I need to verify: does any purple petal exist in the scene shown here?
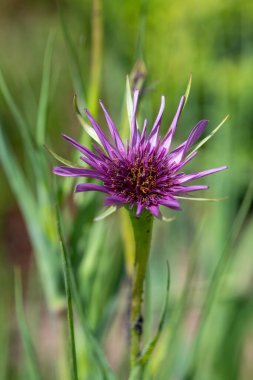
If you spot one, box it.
[148,96,165,146]
[53,166,104,179]
[136,203,144,217]
[62,134,103,167]
[173,151,198,171]
[79,156,104,171]
[168,120,208,165]
[84,109,115,155]
[131,90,140,147]
[104,195,127,206]
[75,183,110,193]
[158,195,181,210]
[172,185,209,194]
[92,143,112,161]
[99,100,125,152]
[167,142,186,164]
[182,119,209,157]
[176,166,228,184]
[146,205,161,218]
[62,134,92,157]
[140,119,147,144]
[161,96,185,152]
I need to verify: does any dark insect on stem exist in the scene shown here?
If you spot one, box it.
[134,314,144,336]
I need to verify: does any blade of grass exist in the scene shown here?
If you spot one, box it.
[56,204,79,380]
[14,269,42,380]
[126,76,134,128]
[135,0,148,60]
[87,0,103,116]
[70,267,117,380]
[0,68,35,156]
[183,73,192,108]
[175,196,227,202]
[36,33,54,146]
[45,144,83,167]
[73,95,102,147]
[94,206,117,221]
[0,123,64,310]
[59,6,86,107]
[188,114,229,157]
[0,250,11,380]
[156,217,207,379]
[0,122,34,210]
[55,194,116,379]
[0,68,38,189]
[189,177,253,372]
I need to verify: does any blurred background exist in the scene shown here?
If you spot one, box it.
[0,0,253,379]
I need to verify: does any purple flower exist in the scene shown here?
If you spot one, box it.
[53,91,227,218]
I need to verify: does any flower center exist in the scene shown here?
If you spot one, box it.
[124,158,157,199]
[104,150,172,206]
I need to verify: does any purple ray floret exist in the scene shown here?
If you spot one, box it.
[53,91,227,218]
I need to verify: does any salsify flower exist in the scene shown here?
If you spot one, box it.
[53,90,227,219]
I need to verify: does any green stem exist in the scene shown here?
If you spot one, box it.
[56,205,79,380]
[129,210,154,368]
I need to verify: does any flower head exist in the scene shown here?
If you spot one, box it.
[53,90,227,218]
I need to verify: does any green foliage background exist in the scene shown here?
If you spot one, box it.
[0,0,252,379]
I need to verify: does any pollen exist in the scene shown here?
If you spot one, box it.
[103,148,172,207]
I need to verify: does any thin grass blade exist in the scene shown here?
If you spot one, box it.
[45,145,83,167]
[183,73,192,109]
[189,177,253,371]
[73,95,102,146]
[94,206,117,221]
[188,114,229,157]
[0,69,35,162]
[175,196,227,202]
[59,7,86,107]
[14,269,42,380]
[56,204,79,380]
[36,33,54,146]
[87,0,103,116]
[0,123,64,310]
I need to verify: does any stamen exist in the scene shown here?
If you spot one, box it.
[103,146,172,206]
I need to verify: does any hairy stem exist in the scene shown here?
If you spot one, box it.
[129,210,153,368]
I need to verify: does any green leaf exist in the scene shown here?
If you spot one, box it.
[73,95,103,146]
[0,68,35,166]
[36,33,54,145]
[0,123,64,311]
[161,215,176,222]
[175,196,228,202]
[56,205,79,380]
[59,7,86,106]
[44,145,82,167]
[56,202,116,380]
[183,73,192,108]
[188,114,229,157]
[0,123,34,208]
[126,75,139,134]
[15,270,42,380]
[126,75,133,127]
[94,206,117,221]
[87,0,103,116]
[189,178,253,372]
